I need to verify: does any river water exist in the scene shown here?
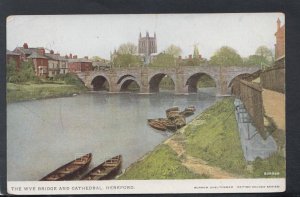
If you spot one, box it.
[7,88,217,181]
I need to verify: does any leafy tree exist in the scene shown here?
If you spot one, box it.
[113,54,142,68]
[165,45,182,57]
[117,42,137,55]
[91,56,104,62]
[150,53,175,67]
[209,46,243,66]
[6,60,17,82]
[7,61,37,83]
[243,46,274,68]
[254,46,274,67]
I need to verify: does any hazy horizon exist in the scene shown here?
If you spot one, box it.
[7,13,284,60]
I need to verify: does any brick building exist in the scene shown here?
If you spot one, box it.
[274,18,285,67]
[27,49,49,77]
[6,50,21,70]
[68,54,93,73]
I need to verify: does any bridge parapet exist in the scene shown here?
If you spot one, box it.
[77,65,260,95]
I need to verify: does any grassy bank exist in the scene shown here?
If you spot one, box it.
[118,98,285,179]
[7,82,87,103]
[119,144,207,179]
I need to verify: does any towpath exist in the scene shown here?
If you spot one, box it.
[164,133,238,179]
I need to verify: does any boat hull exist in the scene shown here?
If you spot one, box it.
[40,153,92,181]
[81,155,122,180]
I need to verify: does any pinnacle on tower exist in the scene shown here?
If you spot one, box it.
[277,18,281,30]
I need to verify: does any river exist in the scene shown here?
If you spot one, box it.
[7,88,217,181]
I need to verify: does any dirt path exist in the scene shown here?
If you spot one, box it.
[165,136,238,179]
[262,89,285,131]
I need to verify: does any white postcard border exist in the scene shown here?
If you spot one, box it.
[8,178,285,195]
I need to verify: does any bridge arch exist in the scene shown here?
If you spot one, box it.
[149,73,176,93]
[227,73,252,87]
[91,75,110,91]
[185,72,216,93]
[120,78,141,92]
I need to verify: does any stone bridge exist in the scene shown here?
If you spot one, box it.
[77,66,260,95]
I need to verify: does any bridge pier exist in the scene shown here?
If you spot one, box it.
[79,66,260,95]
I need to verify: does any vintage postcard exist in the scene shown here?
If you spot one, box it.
[6,13,285,194]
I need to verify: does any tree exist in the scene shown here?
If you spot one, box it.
[91,56,104,62]
[113,54,142,68]
[6,59,17,82]
[7,61,37,83]
[117,42,137,55]
[165,45,182,57]
[209,46,243,66]
[150,53,175,67]
[255,45,274,66]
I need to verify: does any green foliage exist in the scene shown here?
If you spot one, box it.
[118,144,207,179]
[6,82,87,103]
[113,54,142,68]
[91,56,104,62]
[252,153,285,178]
[150,53,175,67]
[197,75,216,88]
[117,42,137,55]
[159,76,175,90]
[6,61,39,83]
[53,73,85,86]
[255,46,274,63]
[165,44,182,57]
[184,98,248,175]
[209,46,243,66]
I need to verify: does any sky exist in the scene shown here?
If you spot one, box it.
[7,13,284,60]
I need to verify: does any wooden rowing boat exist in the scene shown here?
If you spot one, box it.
[166,106,179,113]
[40,153,92,181]
[81,155,122,180]
[158,118,177,131]
[174,116,186,128]
[148,119,167,131]
[180,109,194,117]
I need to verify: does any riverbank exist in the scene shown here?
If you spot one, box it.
[6,82,87,103]
[118,98,285,179]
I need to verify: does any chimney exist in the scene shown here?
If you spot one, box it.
[73,55,77,59]
[50,50,54,54]
[146,31,149,37]
[65,55,68,59]
[277,18,281,30]
[154,32,156,38]
[189,54,192,59]
[139,32,142,38]
[84,56,88,59]
[178,56,182,60]
[39,48,45,55]
[199,54,202,59]
[69,53,72,59]
[23,43,28,49]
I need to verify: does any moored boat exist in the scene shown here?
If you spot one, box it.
[166,106,179,113]
[158,118,177,131]
[148,119,167,131]
[185,105,196,112]
[174,116,186,128]
[81,155,122,180]
[180,110,194,117]
[40,153,92,181]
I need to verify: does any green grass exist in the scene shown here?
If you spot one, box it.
[184,98,285,178]
[118,144,207,180]
[6,82,87,103]
[184,98,247,175]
